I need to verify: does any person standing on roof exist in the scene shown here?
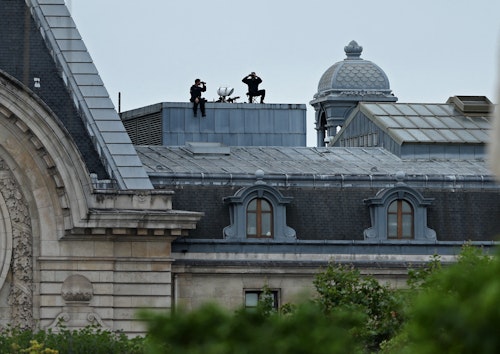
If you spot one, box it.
[242,72,265,103]
[190,78,207,117]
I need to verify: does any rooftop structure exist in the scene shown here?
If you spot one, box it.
[121,102,307,147]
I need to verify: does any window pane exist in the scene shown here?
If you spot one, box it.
[388,214,397,238]
[245,293,259,307]
[247,214,256,235]
[261,199,271,211]
[248,199,257,211]
[402,200,412,213]
[388,201,397,213]
[262,214,272,237]
[402,215,412,238]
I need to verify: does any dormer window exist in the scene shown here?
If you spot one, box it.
[223,173,296,242]
[364,185,436,241]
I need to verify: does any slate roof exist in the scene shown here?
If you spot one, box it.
[136,145,492,178]
[27,0,152,189]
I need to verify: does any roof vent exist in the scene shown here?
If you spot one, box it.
[186,142,230,155]
[447,95,493,114]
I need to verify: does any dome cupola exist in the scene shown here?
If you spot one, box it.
[315,40,394,98]
[310,41,397,147]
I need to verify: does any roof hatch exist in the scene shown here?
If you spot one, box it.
[447,95,493,114]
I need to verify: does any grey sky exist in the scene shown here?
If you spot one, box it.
[67,0,500,146]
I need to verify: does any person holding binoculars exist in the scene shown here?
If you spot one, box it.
[190,78,207,117]
[242,72,265,103]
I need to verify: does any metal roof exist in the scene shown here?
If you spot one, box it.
[136,145,492,177]
[28,0,152,189]
[358,102,492,145]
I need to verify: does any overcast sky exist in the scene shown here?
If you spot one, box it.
[66,0,500,146]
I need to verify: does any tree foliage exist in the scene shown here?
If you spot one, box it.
[313,263,404,351]
[383,244,500,354]
[140,301,366,354]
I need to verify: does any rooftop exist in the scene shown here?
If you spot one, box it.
[136,145,495,188]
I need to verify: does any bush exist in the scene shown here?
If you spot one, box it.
[0,325,146,354]
[140,302,366,354]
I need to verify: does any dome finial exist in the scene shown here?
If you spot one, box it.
[344,40,362,59]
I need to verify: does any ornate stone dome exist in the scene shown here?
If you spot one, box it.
[315,40,393,98]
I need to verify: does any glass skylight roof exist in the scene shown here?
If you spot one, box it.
[361,102,492,144]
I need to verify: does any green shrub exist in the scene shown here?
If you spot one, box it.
[140,302,366,354]
[0,325,146,354]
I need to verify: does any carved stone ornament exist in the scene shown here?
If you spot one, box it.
[0,158,34,330]
[61,274,93,303]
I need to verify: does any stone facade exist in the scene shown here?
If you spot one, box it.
[0,71,201,334]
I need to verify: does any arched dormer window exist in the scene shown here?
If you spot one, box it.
[363,185,436,241]
[223,176,296,242]
[247,198,273,238]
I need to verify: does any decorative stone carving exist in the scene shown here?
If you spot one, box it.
[46,309,109,332]
[61,274,93,303]
[0,158,33,330]
[46,274,109,331]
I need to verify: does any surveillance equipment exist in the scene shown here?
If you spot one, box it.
[217,87,234,97]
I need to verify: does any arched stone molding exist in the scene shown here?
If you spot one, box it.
[0,70,92,237]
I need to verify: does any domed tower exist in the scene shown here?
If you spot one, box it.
[310,40,397,147]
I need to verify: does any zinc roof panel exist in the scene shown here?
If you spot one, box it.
[467,129,490,142]
[457,116,483,128]
[394,104,419,115]
[376,115,400,128]
[409,104,433,115]
[438,129,462,142]
[471,117,491,129]
[406,116,433,128]
[405,129,434,142]
[439,117,463,129]
[392,116,418,128]
[390,129,418,142]
[379,104,403,115]
[364,104,388,116]
[425,104,450,116]
[422,129,448,142]
[423,116,448,129]
[453,129,480,143]
[436,104,456,115]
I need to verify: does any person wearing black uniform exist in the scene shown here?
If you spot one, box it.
[190,79,207,117]
[242,72,265,103]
